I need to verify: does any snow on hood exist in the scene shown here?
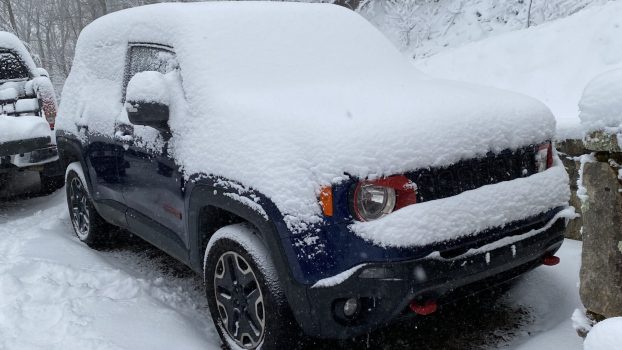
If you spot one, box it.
[57,2,556,230]
[0,115,51,143]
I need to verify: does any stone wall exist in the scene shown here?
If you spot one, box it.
[557,139,588,240]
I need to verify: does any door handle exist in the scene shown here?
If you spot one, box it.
[114,123,134,144]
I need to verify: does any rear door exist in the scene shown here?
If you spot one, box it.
[116,44,188,261]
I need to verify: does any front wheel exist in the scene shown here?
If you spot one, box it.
[204,224,302,350]
[66,167,116,247]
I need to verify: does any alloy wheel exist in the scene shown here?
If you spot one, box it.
[214,251,266,349]
[69,177,90,239]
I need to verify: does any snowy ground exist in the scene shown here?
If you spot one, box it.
[0,174,584,349]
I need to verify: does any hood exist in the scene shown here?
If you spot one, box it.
[172,77,556,230]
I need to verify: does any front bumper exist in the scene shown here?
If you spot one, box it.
[300,213,566,339]
[0,138,59,174]
[0,136,51,157]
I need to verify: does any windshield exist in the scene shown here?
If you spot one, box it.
[0,51,29,81]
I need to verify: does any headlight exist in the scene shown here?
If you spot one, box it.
[535,142,553,172]
[350,175,417,221]
[353,183,396,221]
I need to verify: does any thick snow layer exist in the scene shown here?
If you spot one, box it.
[416,1,622,140]
[0,115,50,143]
[584,317,622,350]
[351,160,570,248]
[0,190,585,349]
[579,69,622,131]
[0,191,219,350]
[0,32,37,74]
[58,2,557,231]
[125,71,170,105]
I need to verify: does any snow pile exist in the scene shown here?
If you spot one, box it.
[351,161,571,247]
[0,115,50,143]
[579,69,622,131]
[584,317,622,350]
[58,2,559,232]
[572,309,594,335]
[416,1,622,140]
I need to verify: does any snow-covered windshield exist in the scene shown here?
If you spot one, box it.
[0,51,29,81]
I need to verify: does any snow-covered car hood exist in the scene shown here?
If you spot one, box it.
[57,2,561,232]
[0,115,51,143]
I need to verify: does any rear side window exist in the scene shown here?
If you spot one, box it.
[0,51,29,81]
[122,44,177,98]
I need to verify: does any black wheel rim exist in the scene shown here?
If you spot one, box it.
[69,177,90,239]
[214,251,265,349]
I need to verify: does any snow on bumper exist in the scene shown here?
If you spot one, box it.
[350,160,571,248]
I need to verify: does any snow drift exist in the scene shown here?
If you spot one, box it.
[579,68,622,131]
[416,1,622,140]
[57,2,559,232]
[584,317,622,350]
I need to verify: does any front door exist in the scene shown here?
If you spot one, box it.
[117,43,187,261]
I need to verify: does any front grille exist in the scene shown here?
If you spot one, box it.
[408,145,539,202]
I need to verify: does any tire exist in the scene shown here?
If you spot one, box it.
[204,224,302,350]
[40,173,64,194]
[66,168,116,247]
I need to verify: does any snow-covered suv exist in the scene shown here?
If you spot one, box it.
[0,32,61,192]
[56,3,573,349]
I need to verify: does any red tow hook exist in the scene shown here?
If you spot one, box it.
[542,254,560,266]
[409,299,438,315]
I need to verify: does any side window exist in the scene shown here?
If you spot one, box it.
[122,45,177,99]
[0,51,29,81]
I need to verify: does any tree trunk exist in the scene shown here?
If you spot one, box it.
[3,0,18,33]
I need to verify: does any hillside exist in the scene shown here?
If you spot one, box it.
[415,0,622,139]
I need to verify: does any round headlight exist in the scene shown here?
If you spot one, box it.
[352,183,396,221]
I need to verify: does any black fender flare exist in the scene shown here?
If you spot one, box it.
[185,177,316,335]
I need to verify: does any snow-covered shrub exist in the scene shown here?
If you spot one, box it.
[579,69,622,132]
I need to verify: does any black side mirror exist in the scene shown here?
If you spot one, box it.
[124,71,170,132]
[125,101,169,131]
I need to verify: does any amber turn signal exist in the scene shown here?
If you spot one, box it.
[319,186,333,217]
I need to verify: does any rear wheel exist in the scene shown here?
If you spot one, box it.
[66,168,116,247]
[204,224,302,350]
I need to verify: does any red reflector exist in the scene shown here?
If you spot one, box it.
[542,255,560,266]
[409,300,437,315]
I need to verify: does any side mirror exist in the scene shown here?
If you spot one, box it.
[124,71,170,131]
[34,67,49,77]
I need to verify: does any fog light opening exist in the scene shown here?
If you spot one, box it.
[343,298,360,318]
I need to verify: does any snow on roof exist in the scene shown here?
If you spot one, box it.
[58,2,557,235]
[579,68,622,131]
[0,31,36,74]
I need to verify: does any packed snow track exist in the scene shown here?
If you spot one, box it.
[0,181,584,350]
